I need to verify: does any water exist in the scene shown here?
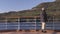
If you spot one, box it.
[0,22,60,30]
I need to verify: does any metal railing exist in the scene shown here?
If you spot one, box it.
[0,17,60,30]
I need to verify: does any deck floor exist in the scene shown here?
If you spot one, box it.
[0,30,60,34]
[0,32,60,34]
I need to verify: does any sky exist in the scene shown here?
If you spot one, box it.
[0,0,55,13]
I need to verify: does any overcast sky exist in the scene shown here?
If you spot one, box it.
[0,0,55,13]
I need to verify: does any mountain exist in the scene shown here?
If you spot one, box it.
[56,0,60,2]
[0,0,60,19]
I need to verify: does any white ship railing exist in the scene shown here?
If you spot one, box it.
[0,16,60,30]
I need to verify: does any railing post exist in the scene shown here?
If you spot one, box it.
[53,16,54,30]
[35,17,36,32]
[5,17,7,30]
[17,18,20,32]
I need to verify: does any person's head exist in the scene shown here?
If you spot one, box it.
[42,8,45,11]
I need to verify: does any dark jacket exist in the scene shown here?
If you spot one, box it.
[40,10,47,22]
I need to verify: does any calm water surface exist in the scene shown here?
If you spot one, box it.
[0,22,60,30]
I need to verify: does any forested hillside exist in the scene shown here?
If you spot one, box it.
[0,0,60,19]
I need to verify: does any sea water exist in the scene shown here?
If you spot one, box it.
[0,22,60,30]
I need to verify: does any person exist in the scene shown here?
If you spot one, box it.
[40,7,47,33]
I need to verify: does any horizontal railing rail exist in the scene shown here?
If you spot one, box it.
[0,17,59,30]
